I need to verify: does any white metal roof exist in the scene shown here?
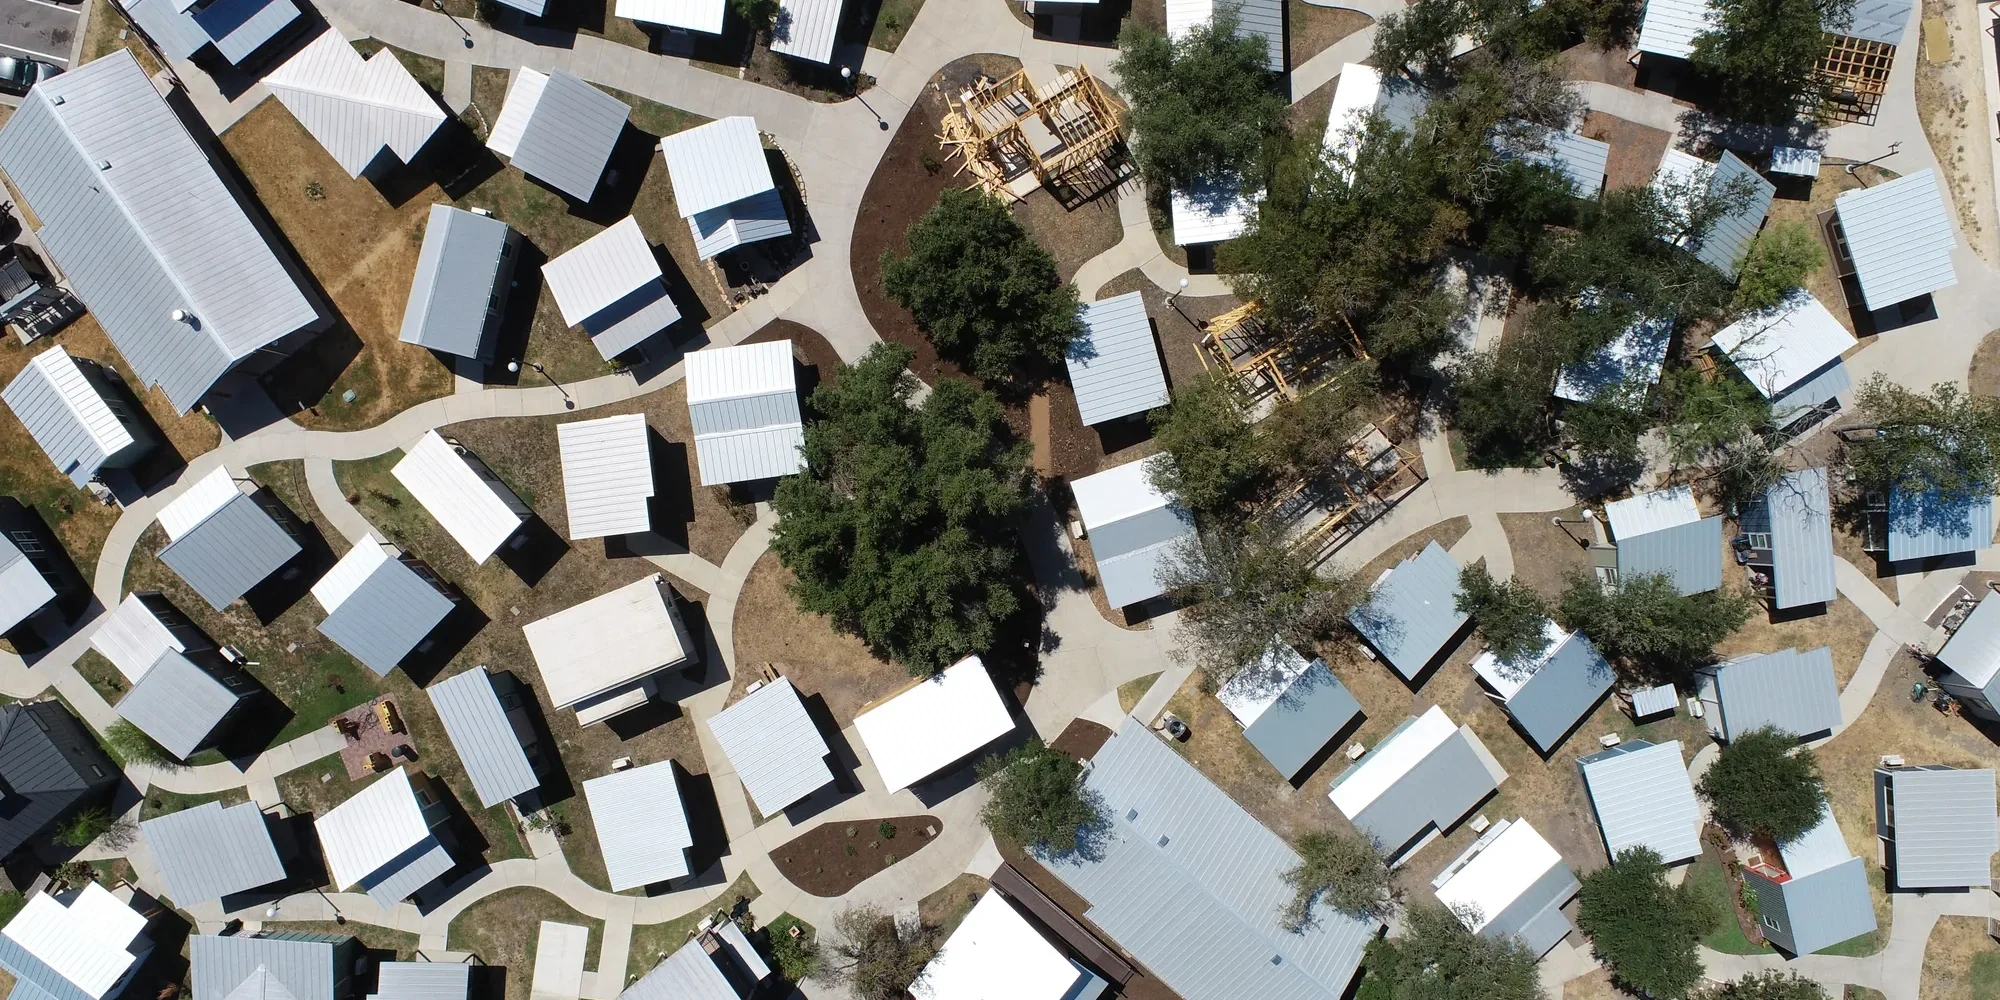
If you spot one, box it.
[1071,455,1173,531]
[1216,640,1311,727]
[705,677,834,815]
[541,217,667,328]
[314,767,434,892]
[1553,315,1673,402]
[0,537,53,637]
[392,430,526,563]
[1780,802,1852,877]
[1328,705,1458,815]
[1605,485,1701,540]
[1770,146,1822,177]
[556,413,655,539]
[90,593,186,683]
[582,760,692,890]
[1836,169,1957,310]
[1169,178,1255,246]
[1636,0,1716,58]
[484,68,545,158]
[1433,819,1563,933]
[311,533,394,612]
[658,117,776,220]
[1579,739,1703,862]
[616,0,724,32]
[1164,0,1284,70]
[1711,290,1856,399]
[0,884,144,1000]
[911,892,1094,1000]
[261,31,446,178]
[854,656,1015,792]
[686,341,806,485]
[1323,63,1381,165]
[686,341,795,403]
[1468,620,1569,701]
[767,0,844,63]
[522,573,690,710]
[158,466,248,541]
[3,347,135,487]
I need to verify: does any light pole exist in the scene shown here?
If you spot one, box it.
[1550,510,1594,549]
[840,67,887,130]
[1845,141,1901,178]
[510,360,574,408]
[313,889,347,924]
[1167,277,1193,326]
[433,0,474,47]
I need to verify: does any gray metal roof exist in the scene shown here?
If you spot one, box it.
[1747,856,1875,956]
[1241,660,1361,782]
[1772,359,1851,421]
[1506,633,1615,753]
[0,51,317,413]
[1037,720,1379,1000]
[363,842,455,906]
[1094,504,1196,609]
[583,760,693,890]
[1694,152,1775,277]
[1337,719,1500,855]
[1759,468,1837,608]
[1616,516,1723,595]
[1709,647,1842,740]
[368,963,468,1000]
[1842,0,1912,46]
[1479,862,1578,956]
[1163,0,1284,70]
[1577,740,1702,862]
[658,116,776,219]
[689,189,793,260]
[3,347,138,487]
[618,930,751,1000]
[1835,169,1957,310]
[0,534,55,635]
[158,492,301,610]
[705,677,833,815]
[509,71,630,202]
[1067,292,1168,426]
[427,668,539,808]
[1887,487,1993,562]
[115,650,244,759]
[1878,766,1998,889]
[121,0,301,63]
[1938,591,2000,704]
[688,392,805,485]
[400,206,513,359]
[139,800,285,904]
[315,553,455,676]
[1347,542,1468,680]
[120,0,210,59]
[191,934,350,1000]
[1500,125,1610,198]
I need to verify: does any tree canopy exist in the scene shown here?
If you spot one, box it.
[1690,0,1856,125]
[1456,563,1554,664]
[978,739,1103,854]
[1845,374,2000,501]
[1576,847,1718,1000]
[1113,11,1287,191]
[1697,726,1829,841]
[1731,222,1827,313]
[1448,332,1557,468]
[880,188,1082,382]
[825,906,939,1000]
[771,344,1029,674]
[1357,902,1544,1000]
[1697,972,1829,1000]
[1147,370,1270,517]
[1558,571,1755,681]
[1281,830,1395,929]
[1158,524,1353,679]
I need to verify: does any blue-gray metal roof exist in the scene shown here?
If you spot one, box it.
[1710,647,1842,740]
[1938,591,2000,707]
[1694,152,1775,277]
[426,668,539,808]
[190,0,301,62]
[115,650,243,759]
[1068,292,1169,426]
[191,934,349,1000]
[1506,633,1614,753]
[510,71,629,202]
[3,349,137,487]
[1842,0,1911,43]
[1500,125,1610,198]
[1878,766,1998,889]
[0,702,113,860]
[400,206,512,359]
[1093,504,1196,609]
[361,841,455,906]
[1036,720,1379,1000]
[368,963,469,1000]
[120,0,210,59]
[1616,516,1723,595]
[1345,541,1468,680]
[1835,169,1957,311]
[1761,468,1837,609]
[1341,722,1499,856]
[1577,740,1702,862]
[0,938,91,1000]
[158,492,301,610]
[689,189,793,260]
[618,934,740,1000]
[1241,660,1361,782]
[1748,857,1876,956]
[1887,487,1993,562]
[1773,359,1852,421]
[585,285,681,361]
[705,676,833,815]
[139,800,285,904]
[1479,863,1578,956]
[315,555,455,676]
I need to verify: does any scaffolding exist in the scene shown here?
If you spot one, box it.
[937,66,1129,206]
[1816,33,1894,126]
[1196,302,1348,405]
[1267,423,1427,563]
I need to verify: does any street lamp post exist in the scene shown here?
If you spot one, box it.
[1845,141,1901,178]
[1166,277,1193,326]
[433,0,474,46]
[510,360,574,408]
[840,67,887,130]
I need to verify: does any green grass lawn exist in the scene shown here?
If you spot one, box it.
[74,650,128,705]
[269,921,420,960]
[138,786,249,821]
[625,873,758,982]
[1685,852,1772,956]
[868,0,927,50]
[350,39,446,94]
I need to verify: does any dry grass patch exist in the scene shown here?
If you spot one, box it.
[1564,969,1637,1000]
[1289,2,1372,65]
[625,872,758,983]
[448,888,605,1000]
[1919,916,2000,1000]
[1117,672,1162,714]
[1497,507,1594,600]
[1914,0,1998,269]
[1973,329,2000,397]
[1715,597,1876,689]
[81,0,162,73]
[730,550,911,726]
[917,873,989,935]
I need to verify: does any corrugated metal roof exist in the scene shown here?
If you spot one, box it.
[1169,177,1254,246]
[400,205,513,359]
[1499,124,1609,198]
[0,50,318,412]
[140,800,285,904]
[485,68,545,158]
[1433,820,1575,953]
[618,934,736,1000]
[1635,0,1715,58]
[503,70,629,201]
[1750,853,1875,955]
[1709,647,1841,739]
[1617,515,1724,595]
[1346,541,1468,680]
[193,0,301,62]
[191,934,346,1000]
[1699,152,1775,276]
[524,574,692,711]
[1763,468,1837,608]
[488,0,545,15]
[427,667,539,807]
[314,768,448,899]
[392,431,529,564]
[853,656,1014,792]
[686,340,795,400]
[1770,146,1821,176]
[0,536,54,635]
[1773,359,1851,420]
[1073,457,1194,608]
[583,760,692,890]
[158,492,302,611]
[1322,64,1429,163]
[705,677,833,815]
[1241,659,1361,781]
[1836,170,1958,310]
[1577,739,1702,862]
[1887,487,1994,562]
[1939,591,2000,687]
[1330,708,1502,856]
[1604,485,1700,539]
[659,117,776,219]
[90,593,189,683]
[1164,0,1284,70]
[1503,632,1616,752]
[910,892,1095,1000]
[115,649,242,759]
[688,188,792,260]
[368,963,468,1000]
[263,32,447,178]
[1843,0,1911,44]
[120,0,211,59]
[1037,720,1379,1000]
[557,413,655,539]
[1880,766,1998,888]
[1711,290,1856,400]
[767,0,843,63]
[616,0,725,31]
[314,539,456,675]
[687,342,805,484]
[1067,292,1168,426]
[1630,682,1677,716]
[542,217,673,328]
[0,885,144,1000]
[3,347,137,487]
[0,703,115,860]
[1554,314,1672,402]
[158,466,242,540]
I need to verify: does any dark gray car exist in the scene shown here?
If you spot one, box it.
[0,56,60,96]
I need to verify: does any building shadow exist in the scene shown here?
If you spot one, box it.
[399,600,492,687]
[908,722,1030,808]
[675,762,731,878]
[242,496,338,625]
[207,689,293,765]
[642,429,696,551]
[565,124,655,227]
[495,517,568,586]
[1031,0,1127,45]
[412,118,508,203]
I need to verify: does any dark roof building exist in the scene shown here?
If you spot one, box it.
[0,700,117,860]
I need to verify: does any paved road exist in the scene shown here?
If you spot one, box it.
[0,0,76,66]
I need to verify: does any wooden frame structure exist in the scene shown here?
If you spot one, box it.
[1816,33,1893,126]
[938,66,1127,206]
[1267,423,1426,563]
[1196,302,1347,405]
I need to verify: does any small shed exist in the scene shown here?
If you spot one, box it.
[1555,313,1673,403]
[262,31,447,178]
[523,574,694,726]
[623,923,769,1000]
[486,69,631,202]
[1071,456,1197,609]
[115,649,254,760]
[1577,739,1702,863]
[139,800,286,905]
[399,205,521,361]
[1433,819,1579,958]
[1742,804,1876,956]
[369,963,470,1000]
[1217,640,1362,783]
[685,341,807,486]
[1470,622,1616,753]
[557,413,655,539]
[90,591,213,684]
[1603,486,1724,595]
[582,759,693,891]
[428,667,541,808]
[1695,647,1842,741]
[1165,0,1284,70]
[1873,765,1999,889]
[1328,706,1508,863]
[312,533,458,676]
[659,117,793,261]
[1634,0,1716,59]
[314,767,456,906]
[768,0,844,63]
[1652,150,1776,277]
[853,655,1015,792]
[1346,541,1470,680]
[118,0,302,64]
[0,531,56,637]
[616,0,724,32]
[1710,290,1857,423]
[392,430,532,564]
[3,346,153,487]
[1169,176,1256,246]
[1739,468,1838,609]
[1066,292,1168,427]
[1770,147,1822,177]
[540,217,682,361]
[0,882,150,1000]
[1833,169,1957,310]
[705,677,834,815]
[1497,124,1611,199]
[156,466,303,611]
[911,892,1109,1000]
[1936,591,2000,719]
[1886,487,1994,563]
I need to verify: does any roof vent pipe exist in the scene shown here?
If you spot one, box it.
[170,309,189,323]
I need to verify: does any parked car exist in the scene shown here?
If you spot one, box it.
[0,57,60,96]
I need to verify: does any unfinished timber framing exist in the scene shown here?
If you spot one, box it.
[1816,32,1893,126]
[1196,302,1347,405]
[1268,423,1426,564]
[937,66,1128,206]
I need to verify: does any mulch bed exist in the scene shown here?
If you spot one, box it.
[770,814,942,896]
[1581,110,1671,192]
[1050,718,1115,760]
[1288,1,1373,67]
[335,695,419,781]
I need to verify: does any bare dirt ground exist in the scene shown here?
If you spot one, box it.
[1915,0,1999,270]
[1580,111,1670,191]
[1971,329,2000,396]
[730,550,913,726]
[1497,507,1594,600]
[1012,188,1122,283]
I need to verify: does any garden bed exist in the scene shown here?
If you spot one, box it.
[770,814,941,896]
[1049,718,1114,760]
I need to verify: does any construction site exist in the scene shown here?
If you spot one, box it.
[936,65,1132,207]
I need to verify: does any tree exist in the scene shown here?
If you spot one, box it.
[1576,847,1718,1000]
[1147,370,1268,516]
[728,0,778,30]
[1455,564,1553,664]
[1113,11,1288,191]
[1259,369,1378,482]
[1660,366,1773,475]
[824,906,938,1000]
[1527,185,1733,331]
[1731,223,1827,313]
[1697,972,1829,1000]
[1157,525,1353,680]
[1557,570,1755,680]
[1357,902,1543,1000]
[977,739,1102,854]
[880,189,1082,382]
[54,807,131,849]
[1845,374,2000,501]
[1448,335,1556,468]
[770,344,1030,674]
[102,720,185,771]
[767,919,822,983]
[1698,726,1829,841]
[1561,384,1650,493]
[1281,831,1394,929]
[1690,0,1856,125]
